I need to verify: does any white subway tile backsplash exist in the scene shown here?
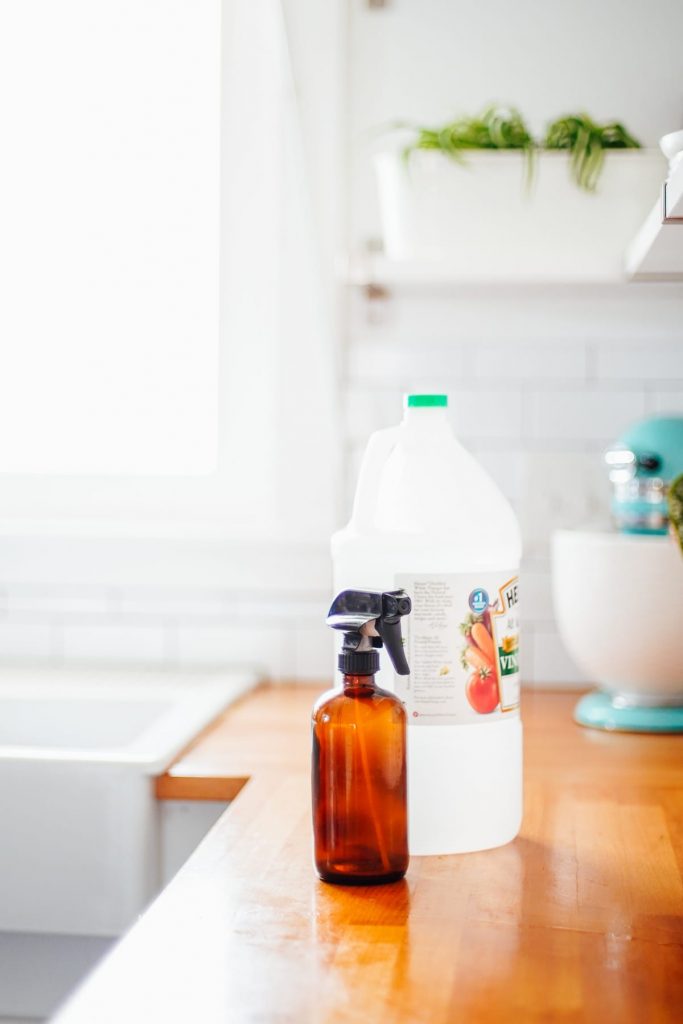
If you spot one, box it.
[528,388,646,441]
[222,596,325,624]
[451,388,523,440]
[350,287,683,346]
[518,450,611,556]
[649,390,683,415]
[175,624,287,678]
[113,587,228,620]
[291,626,335,683]
[471,344,587,381]
[62,623,167,663]
[0,621,57,660]
[7,586,110,617]
[527,628,588,686]
[348,340,465,388]
[520,567,554,626]
[468,447,524,502]
[343,386,402,443]
[595,344,683,381]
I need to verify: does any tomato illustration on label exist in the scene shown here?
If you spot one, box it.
[465,667,499,714]
[460,593,501,714]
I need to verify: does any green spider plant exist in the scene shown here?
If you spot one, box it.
[669,473,683,555]
[543,114,641,191]
[402,107,642,192]
[404,105,536,185]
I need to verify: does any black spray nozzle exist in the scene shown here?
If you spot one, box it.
[326,589,411,676]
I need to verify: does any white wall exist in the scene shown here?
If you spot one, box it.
[343,0,683,684]
[349,0,683,246]
[343,285,683,684]
[0,1,681,686]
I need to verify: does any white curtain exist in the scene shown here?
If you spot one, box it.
[220,0,339,542]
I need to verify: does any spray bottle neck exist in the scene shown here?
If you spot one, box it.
[342,672,376,694]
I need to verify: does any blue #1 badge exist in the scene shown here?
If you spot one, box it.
[468,588,489,614]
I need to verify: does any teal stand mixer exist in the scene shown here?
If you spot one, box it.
[554,415,683,733]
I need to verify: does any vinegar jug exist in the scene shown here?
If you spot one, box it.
[332,394,523,855]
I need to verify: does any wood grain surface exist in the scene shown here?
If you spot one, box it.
[56,684,683,1024]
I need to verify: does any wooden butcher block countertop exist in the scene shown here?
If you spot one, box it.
[56,684,683,1023]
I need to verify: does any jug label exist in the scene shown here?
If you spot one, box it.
[395,572,520,725]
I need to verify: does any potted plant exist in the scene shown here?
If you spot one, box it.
[374,106,665,281]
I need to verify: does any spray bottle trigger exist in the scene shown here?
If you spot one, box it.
[376,615,410,676]
[376,590,411,676]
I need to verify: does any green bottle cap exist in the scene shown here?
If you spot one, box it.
[405,394,448,408]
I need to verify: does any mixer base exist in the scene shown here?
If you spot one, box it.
[575,690,683,733]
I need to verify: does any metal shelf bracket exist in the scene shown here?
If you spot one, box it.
[662,181,683,224]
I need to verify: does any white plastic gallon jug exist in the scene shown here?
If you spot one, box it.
[332,394,522,855]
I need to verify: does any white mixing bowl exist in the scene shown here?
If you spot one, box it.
[552,529,683,705]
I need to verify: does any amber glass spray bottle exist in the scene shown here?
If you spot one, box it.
[312,590,411,885]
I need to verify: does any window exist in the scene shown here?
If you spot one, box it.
[0,0,338,543]
[0,0,220,477]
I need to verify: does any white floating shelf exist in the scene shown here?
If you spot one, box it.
[345,255,631,289]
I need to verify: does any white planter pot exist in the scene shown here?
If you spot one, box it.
[375,149,666,281]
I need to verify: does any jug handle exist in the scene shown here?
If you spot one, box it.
[351,426,400,531]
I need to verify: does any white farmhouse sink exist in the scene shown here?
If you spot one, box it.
[0,669,255,936]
